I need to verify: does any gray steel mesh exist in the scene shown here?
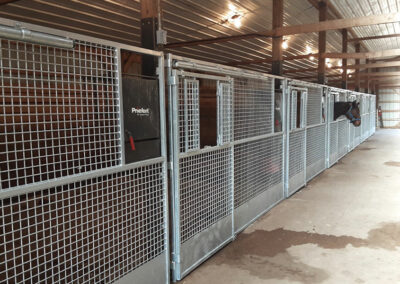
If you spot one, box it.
[0,39,121,190]
[234,134,283,208]
[306,124,326,180]
[329,122,338,166]
[355,123,361,146]
[307,86,323,126]
[218,82,233,144]
[349,124,355,149]
[178,78,200,153]
[179,148,232,243]
[233,77,273,140]
[289,130,305,182]
[337,119,349,159]
[0,163,165,283]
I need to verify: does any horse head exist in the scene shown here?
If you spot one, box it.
[346,101,361,127]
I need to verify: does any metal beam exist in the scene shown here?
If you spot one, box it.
[226,53,318,66]
[164,33,270,48]
[273,13,400,37]
[332,60,400,70]
[323,48,400,59]
[348,33,400,42]
[283,67,317,74]
[165,13,400,48]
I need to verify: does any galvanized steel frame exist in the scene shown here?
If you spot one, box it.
[167,54,286,281]
[0,17,169,284]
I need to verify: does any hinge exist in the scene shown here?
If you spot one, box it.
[168,75,177,86]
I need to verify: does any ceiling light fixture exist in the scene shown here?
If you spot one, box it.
[282,40,288,49]
[223,4,243,29]
[309,55,315,60]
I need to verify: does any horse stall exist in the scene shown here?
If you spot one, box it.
[285,80,327,196]
[0,19,169,284]
[166,54,285,281]
[327,88,348,167]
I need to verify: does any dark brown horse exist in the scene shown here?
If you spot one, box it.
[334,101,361,127]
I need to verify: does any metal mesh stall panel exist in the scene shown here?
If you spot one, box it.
[218,82,233,144]
[0,163,165,283]
[234,135,283,208]
[337,119,349,159]
[307,86,322,126]
[179,148,232,243]
[0,39,120,190]
[349,124,355,149]
[306,124,326,181]
[233,77,273,140]
[178,78,200,153]
[355,124,361,146]
[288,130,306,194]
[329,122,338,166]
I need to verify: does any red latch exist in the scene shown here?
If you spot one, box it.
[129,136,136,151]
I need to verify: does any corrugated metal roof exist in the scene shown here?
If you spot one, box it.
[0,0,397,81]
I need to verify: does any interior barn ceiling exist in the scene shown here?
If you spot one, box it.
[0,0,398,83]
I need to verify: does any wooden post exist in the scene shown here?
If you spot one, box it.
[354,43,361,91]
[318,1,327,84]
[341,29,348,89]
[140,0,158,76]
[271,0,284,75]
[365,58,370,93]
[376,84,380,110]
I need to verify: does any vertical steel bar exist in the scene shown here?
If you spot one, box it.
[116,48,125,165]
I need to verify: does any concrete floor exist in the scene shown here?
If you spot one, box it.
[180,129,400,284]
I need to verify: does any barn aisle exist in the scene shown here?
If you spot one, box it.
[180,129,400,284]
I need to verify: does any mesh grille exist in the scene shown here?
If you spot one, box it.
[329,122,338,166]
[307,86,322,126]
[337,119,349,158]
[233,77,273,140]
[0,39,120,190]
[234,135,283,208]
[218,82,233,144]
[289,130,305,178]
[179,148,232,243]
[0,163,165,283]
[306,124,326,180]
[178,78,200,153]
[349,124,355,149]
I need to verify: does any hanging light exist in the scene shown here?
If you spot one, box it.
[340,69,344,73]
[233,16,242,28]
[338,60,343,67]
[224,3,243,29]
[309,55,315,60]
[306,45,312,54]
[282,40,289,49]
